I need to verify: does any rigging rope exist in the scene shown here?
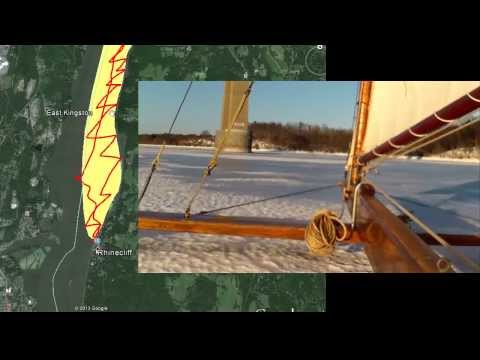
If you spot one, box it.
[197,184,339,216]
[138,81,193,207]
[365,179,480,273]
[184,81,254,218]
[305,209,349,256]
[390,196,480,223]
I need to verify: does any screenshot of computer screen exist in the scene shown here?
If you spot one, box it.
[0,44,478,314]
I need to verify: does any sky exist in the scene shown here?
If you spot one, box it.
[139,81,359,134]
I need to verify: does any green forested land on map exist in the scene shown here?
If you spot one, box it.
[84,45,326,312]
[0,45,87,311]
[134,45,326,80]
[0,45,326,312]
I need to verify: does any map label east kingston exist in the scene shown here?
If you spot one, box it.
[45,109,93,117]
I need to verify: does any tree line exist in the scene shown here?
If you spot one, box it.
[139,120,479,157]
[139,132,214,146]
[250,121,352,152]
[138,122,353,152]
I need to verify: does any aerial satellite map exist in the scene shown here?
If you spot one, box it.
[134,45,326,80]
[0,45,327,312]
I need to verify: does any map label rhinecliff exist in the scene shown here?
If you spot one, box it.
[95,248,133,257]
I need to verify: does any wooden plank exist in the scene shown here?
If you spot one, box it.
[347,184,453,273]
[138,211,307,240]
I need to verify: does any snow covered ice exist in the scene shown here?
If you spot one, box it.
[138,145,480,273]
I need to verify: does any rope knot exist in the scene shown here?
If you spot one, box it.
[204,161,217,176]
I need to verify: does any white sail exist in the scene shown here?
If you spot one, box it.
[361,81,480,153]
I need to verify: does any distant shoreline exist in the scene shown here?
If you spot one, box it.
[139,144,479,164]
[140,143,347,155]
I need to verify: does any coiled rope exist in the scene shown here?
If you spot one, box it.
[305,209,349,256]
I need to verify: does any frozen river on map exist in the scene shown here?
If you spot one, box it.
[138,145,480,273]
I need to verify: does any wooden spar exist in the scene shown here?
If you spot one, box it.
[353,81,373,165]
[138,211,308,241]
[138,211,480,246]
[358,86,480,165]
[346,184,454,272]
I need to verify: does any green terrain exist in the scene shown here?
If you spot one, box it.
[134,45,326,80]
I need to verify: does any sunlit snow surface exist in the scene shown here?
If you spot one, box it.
[138,145,479,273]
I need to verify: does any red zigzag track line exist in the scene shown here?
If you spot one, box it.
[80,45,127,240]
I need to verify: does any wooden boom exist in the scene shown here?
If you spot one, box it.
[138,211,479,247]
[138,211,307,241]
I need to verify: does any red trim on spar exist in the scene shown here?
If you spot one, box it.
[358,86,480,165]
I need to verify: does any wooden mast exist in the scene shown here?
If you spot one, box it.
[345,81,372,195]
